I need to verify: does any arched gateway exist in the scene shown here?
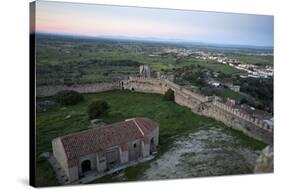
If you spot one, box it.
[81,160,91,174]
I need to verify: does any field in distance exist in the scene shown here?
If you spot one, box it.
[36,34,273,86]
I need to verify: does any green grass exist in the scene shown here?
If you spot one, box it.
[37,38,248,85]
[36,90,266,187]
[35,159,60,187]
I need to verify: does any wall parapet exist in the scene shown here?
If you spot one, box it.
[129,77,208,103]
[212,100,273,133]
[126,77,273,137]
[37,76,273,144]
[37,82,121,97]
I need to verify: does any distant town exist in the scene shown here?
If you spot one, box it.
[155,47,273,78]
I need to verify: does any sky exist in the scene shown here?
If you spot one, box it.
[35,1,274,47]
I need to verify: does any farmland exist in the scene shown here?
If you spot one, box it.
[36,34,263,86]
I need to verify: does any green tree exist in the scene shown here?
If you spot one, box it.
[239,98,248,105]
[55,90,83,106]
[164,89,175,101]
[88,100,110,119]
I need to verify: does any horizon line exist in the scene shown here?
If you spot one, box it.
[33,32,274,49]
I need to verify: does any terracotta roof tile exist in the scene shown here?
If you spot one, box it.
[58,117,158,167]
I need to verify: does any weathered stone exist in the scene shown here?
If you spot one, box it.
[52,118,159,184]
[254,145,273,173]
[65,114,71,120]
[123,77,273,144]
[37,82,121,97]
[37,77,273,144]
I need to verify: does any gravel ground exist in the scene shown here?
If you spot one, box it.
[141,127,260,180]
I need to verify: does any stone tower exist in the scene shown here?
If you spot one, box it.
[139,65,151,78]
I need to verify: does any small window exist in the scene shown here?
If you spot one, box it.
[133,143,137,148]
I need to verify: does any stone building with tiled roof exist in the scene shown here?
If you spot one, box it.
[52,117,159,183]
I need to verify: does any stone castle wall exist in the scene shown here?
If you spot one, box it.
[199,102,273,144]
[36,82,121,97]
[37,77,273,144]
[123,77,273,144]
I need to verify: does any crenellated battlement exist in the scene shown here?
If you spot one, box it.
[36,76,273,144]
[212,100,273,133]
[127,77,208,103]
[123,77,273,144]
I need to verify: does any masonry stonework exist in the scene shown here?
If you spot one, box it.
[37,82,121,97]
[123,77,273,144]
[43,77,272,145]
[52,118,159,184]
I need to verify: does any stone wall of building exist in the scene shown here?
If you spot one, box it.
[36,82,121,97]
[52,138,70,179]
[68,167,79,183]
[96,152,107,172]
[120,149,129,164]
[78,153,97,176]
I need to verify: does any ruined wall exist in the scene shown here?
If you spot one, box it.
[123,77,273,144]
[37,82,121,97]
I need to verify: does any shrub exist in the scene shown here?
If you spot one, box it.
[88,100,109,119]
[55,90,84,105]
[164,89,175,101]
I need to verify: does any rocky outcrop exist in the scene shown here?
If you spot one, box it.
[254,145,273,173]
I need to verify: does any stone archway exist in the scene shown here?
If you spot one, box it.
[131,87,135,91]
[81,160,91,174]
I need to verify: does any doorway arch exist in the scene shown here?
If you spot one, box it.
[81,160,91,173]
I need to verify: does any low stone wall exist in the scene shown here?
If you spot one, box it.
[36,82,121,97]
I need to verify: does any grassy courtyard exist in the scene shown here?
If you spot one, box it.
[36,90,266,187]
